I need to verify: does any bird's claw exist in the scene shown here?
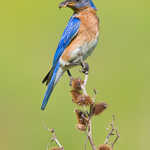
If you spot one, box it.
[81,62,89,75]
[67,70,73,86]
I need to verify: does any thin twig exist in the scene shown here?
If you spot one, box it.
[50,129,64,150]
[104,115,120,149]
[43,122,63,150]
[81,74,88,96]
[84,134,88,150]
[104,115,115,144]
[111,129,120,149]
[87,120,97,150]
[46,141,51,150]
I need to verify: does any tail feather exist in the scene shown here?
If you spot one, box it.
[42,67,54,85]
[41,62,64,110]
[42,70,51,84]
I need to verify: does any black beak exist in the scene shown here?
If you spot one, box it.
[59,0,68,8]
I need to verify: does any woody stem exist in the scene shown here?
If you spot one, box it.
[87,120,97,150]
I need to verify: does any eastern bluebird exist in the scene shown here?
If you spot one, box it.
[41,0,99,110]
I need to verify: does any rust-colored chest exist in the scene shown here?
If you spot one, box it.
[76,8,99,41]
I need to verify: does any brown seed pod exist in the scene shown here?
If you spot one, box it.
[71,90,93,106]
[71,90,81,103]
[71,78,83,91]
[76,123,87,131]
[72,78,84,91]
[77,95,93,106]
[98,144,112,150]
[93,102,107,116]
[75,109,89,125]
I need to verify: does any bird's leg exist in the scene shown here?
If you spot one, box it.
[67,70,73,86]
[80,58,89,75]
[79,57,89,96]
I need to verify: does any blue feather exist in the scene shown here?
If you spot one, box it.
[41,62,61,110]
[41,16,80,110]
[89,0,97,10]
[52,16,80,66]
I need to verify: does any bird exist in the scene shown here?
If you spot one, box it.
[41,0,99,110]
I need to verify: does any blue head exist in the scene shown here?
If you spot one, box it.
[59,0,97,11]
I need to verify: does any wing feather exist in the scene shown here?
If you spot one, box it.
[52,16,80,66]
[42,16,80,85]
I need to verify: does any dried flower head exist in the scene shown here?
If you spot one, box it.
[71,90,93,106]
[78,95,93,106]
[50,147,63,150]
[93,102,107,116]
[71,90,81,102]
[75,109,89,125]
[71,78,83,91]
[98,144,112,150]
[76,123,87,131]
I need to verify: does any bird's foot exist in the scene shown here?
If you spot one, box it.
[81,62,89,75]
[67,70,73,86]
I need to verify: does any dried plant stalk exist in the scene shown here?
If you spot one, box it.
[44,63,119,150]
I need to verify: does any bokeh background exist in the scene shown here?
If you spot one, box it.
[0,0,150,150]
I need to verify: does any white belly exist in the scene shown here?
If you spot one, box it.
[82,36,99,60]
[71,34,99,63]
[59,34,99,67]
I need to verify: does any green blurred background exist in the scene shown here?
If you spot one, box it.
[0,0,150,149]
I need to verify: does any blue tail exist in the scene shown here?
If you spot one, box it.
[41,62,63,110]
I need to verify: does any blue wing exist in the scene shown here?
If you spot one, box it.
[52,16,80,66]
[41,16,80,110]
[42,16,80,85]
